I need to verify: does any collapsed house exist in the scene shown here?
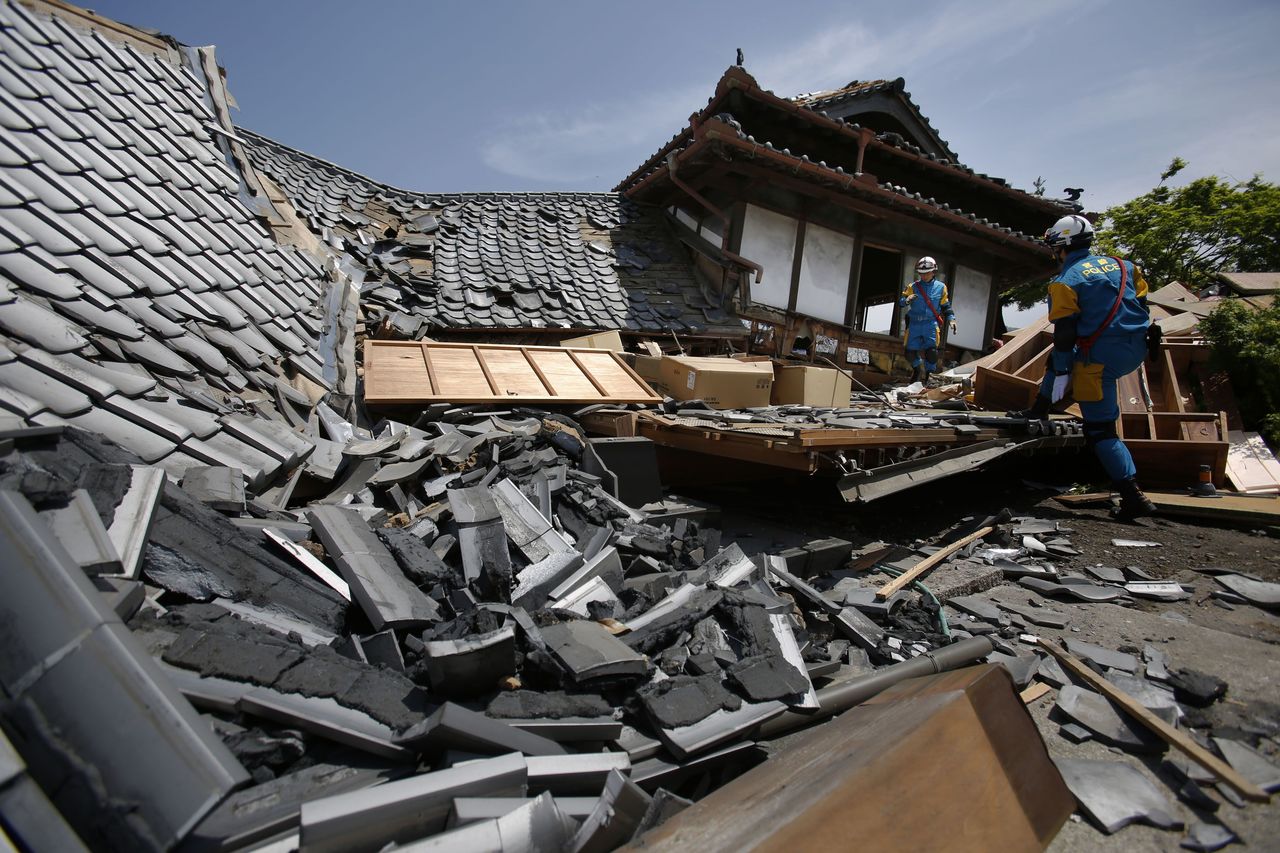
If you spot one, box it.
[1,1,1278,852]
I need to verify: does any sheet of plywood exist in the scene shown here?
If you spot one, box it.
[1226,431,1280,494]
[1148,490,1280,524]
[363,341,660,405]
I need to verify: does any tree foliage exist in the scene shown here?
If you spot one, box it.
[1198,300,1280,449]
[1096,159,1280,289]
[1002,158,1280,309]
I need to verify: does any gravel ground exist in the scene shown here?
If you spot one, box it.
[682,452,1280,851]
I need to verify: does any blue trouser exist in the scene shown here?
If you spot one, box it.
[905,323,941,371]
[1039,330,1147,482]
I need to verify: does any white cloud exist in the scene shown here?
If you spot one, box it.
[481,0,1075,184]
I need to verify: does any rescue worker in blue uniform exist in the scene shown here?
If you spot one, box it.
[1024,214,1157,520]
[899,256,956,384]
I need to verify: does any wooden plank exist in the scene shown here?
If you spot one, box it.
[573,350,648,398]
[1161,348,1186,413]
[471,346,499,395]
[564,349,611,396]
[1036,639,1271,803]
[1225,431,1280,494]
[530,349,601,398]
[1147,490,1280,524]
[875,526,994,600]
[973,366,1038,411]
[362,345,435,402]
[429,346,487,398]
[522,348,557,396]
[363,341,661,405]
[1127,438,1228,488]
[1012,344,1052,379]
[1020,682,1053,705]
[1053,492,1111,507]
[485,348,549,396]
[420,342,439,395]
[968,315,1050,373]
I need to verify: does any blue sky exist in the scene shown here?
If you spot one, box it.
[92,0,1280,213]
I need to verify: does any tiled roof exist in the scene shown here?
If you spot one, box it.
[616,68,1064,219]
[239,131,743,337]
[0,0,346,486]
[789,78,895,108]
[625,115,1056,253]
[789,77,958,162]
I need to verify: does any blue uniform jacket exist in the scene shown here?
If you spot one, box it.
[899,278,954,331]
[1047,249,1149,372]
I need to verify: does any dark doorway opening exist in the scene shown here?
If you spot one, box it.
[857,246,902,334]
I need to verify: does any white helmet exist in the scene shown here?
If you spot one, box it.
[915,256,938,274]
[1044,214,1094,250]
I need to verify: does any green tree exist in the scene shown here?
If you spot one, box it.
[1198,300,1280,449]
[1096,158,1280,289]
[1001,159,1280,309]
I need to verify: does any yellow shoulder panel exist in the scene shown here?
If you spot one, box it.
[1047,281,1079,320]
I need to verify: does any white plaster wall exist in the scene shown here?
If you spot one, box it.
[739,204,798,311]
[951,265,993,350]
[795,222,855,324]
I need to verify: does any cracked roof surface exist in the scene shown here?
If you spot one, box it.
[239,130,745,338]
[0,0,339,485]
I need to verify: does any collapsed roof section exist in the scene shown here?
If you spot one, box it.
[0,0,359,482]
[239,131,746,339]
[616,67,1068,280]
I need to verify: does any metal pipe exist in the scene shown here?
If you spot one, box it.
[754,636,994,740]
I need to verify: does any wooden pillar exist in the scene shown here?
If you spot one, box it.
[844,224,865,329]
[787,218,806,313]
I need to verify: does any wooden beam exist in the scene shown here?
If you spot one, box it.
[875,526,994,600]
[471,345,498,395]
[844,229,866,328]
[1036,639,1271,803]
[715,160,1040,266]
[787,218,806,313]
[420,342,439,395]
[522,348,557,396]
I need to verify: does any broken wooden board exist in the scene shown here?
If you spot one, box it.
[974,365,1039,412]
[1146,491,1280,526]
[624,665,1074,853]
[363,341,661,406]
[1225,431,1280,495]
[1036,639,1270,802]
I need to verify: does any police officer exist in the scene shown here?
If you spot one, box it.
[1025,214,1157,520]
[899,256,956,384]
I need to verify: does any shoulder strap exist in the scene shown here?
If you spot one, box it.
[915,282,946,330]
[1077,257,1128,355]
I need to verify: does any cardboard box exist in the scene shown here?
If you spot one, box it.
[771,365,853,407]
[561,330,624,352]
[629,354,668,393]
[658,356,774,409]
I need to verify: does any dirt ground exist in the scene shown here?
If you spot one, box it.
[679,448,1280,850]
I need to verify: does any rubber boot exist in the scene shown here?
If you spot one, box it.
[1009,394,1051,420]
[1113,478,1157,521]
[912,364,926,385]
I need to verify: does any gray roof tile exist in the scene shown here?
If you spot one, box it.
[118,335,198,377]
[65,404,176,461]
[0,295,87,351]
[51,349,157,397]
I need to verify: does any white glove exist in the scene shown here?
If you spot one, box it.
[949,320,957,334]
[1050,373,1070,403]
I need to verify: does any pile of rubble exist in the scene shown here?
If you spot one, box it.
[6,393,1277,851]
[0,405,959,852]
